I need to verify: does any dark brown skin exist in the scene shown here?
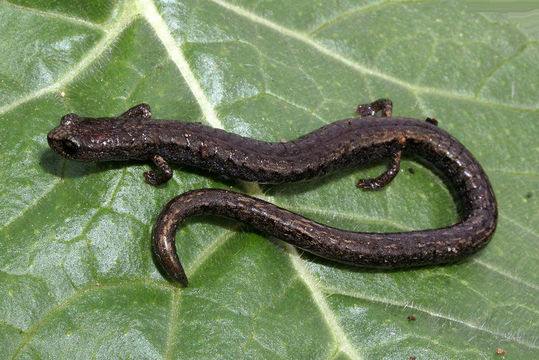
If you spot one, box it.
[47,100,497,286]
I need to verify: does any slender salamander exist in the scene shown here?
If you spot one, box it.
[47,99,497,286]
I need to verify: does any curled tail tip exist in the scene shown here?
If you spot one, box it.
[160,255,189,286]
[161,261,189,286]
[175,273,189,287]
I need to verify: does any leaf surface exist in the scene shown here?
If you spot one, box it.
[0,0,537,359]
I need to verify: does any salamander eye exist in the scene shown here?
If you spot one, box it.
[62,139,79,155]
[61,113,79,126]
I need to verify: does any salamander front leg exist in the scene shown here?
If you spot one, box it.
[357,151,402,190]
[144,155,173,185]
[119,104,152,119]
[356,99,393,117]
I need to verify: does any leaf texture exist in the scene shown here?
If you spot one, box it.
[0,1,537,359]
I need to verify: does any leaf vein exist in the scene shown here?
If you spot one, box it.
[324,287,539,349]
[209,0,536,111]
[0,0,103,30]
[137,0,221,129]
[186,227,240,280]
[0,178,61,231]
[164,290,181,360]
[0,6,137,116]
[472,258,539,291]
[500,213,538,238]
[474,42,532,98]
[285,244,364,360]
[9,280,174,360]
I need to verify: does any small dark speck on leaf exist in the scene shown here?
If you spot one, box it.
[408,168,415,174]
[409,356,416,360]
[525,192,532,199]
[407,315,416,321]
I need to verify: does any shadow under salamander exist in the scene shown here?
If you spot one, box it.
[40,148,125,180]
[40,148,239,188]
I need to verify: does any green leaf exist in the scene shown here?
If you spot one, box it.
[1,0,537,358]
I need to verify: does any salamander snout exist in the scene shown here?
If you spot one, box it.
[47,129,80,160]
[47,113,83,160]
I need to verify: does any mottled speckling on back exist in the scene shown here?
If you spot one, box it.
[48,100,497,286]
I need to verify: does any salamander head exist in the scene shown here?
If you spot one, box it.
[47,113,87,160]
[47,113,134,161]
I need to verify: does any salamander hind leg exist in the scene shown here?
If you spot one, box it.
[119,104,152,119]
[357,151,402,190]
[356,99,393,117]
[144,155,173,185]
